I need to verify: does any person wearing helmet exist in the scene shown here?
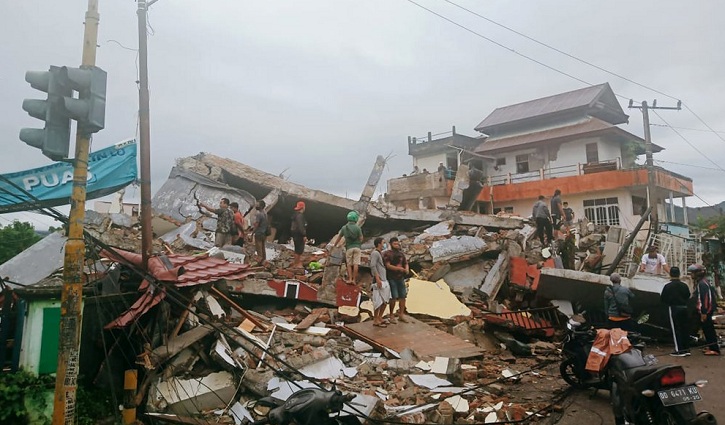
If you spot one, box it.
[688,264,720,356]
[339,211,363,284]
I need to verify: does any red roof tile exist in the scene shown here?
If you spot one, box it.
[103,249,251,328]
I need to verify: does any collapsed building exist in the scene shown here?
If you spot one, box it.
[1,84,718,423]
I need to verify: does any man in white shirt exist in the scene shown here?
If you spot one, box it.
[639,246,670,275]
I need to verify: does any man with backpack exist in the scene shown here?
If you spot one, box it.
[603,273,635,331]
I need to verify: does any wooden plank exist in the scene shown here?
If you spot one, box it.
[295,308,325,330]
[345,317,484,360]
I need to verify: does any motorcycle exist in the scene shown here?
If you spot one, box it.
[609,348,716,425]
[559,316,612,390]
[560,317,717,424]
[250,387,361,425]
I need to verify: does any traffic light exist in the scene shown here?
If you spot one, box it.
[20,65,107,161]
[57,66,107,134]
[20,66,72,161]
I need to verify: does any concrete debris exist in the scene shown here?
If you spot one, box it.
[14,158,684,425]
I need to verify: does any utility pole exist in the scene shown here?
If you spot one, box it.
[53,0,99,423]
[628,99,681,234]
[137,0,158,268]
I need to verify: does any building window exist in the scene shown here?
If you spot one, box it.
[586,143,599,163]
[493,207,514,214]
[496,157,506,166]
[515,154,529,173]
[583,197,620,226]
[631,195,647,216]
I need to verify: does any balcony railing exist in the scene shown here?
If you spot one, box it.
[487,158,622,186]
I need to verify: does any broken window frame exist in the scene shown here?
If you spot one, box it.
[583,197,620,226]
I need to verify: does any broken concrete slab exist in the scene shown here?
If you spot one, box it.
[148,325,214,369]
[429,236,487,263]
[443,260,488,290]
[537,268,670,328]
[479,252,509,300]
[148,371,238,414]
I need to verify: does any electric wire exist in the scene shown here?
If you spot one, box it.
[654,159,725,173]
[651,123,725,135]
[440,0,725,146]
[650,110,725,172]
[404,0,595,88]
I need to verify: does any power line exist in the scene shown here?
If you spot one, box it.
[650,110,725,172]
[651,123,725,134]
[439,0,677,100]
[439,0,725,146]
[654,159,725,173]
[404,0,595,88]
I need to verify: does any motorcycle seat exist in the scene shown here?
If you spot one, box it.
[624,364,662,382]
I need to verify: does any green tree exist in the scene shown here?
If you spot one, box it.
[0,221,42,264]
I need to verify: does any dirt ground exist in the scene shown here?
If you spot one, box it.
[552,341,724,424]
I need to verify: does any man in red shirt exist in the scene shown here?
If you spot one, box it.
[230,202,246,246]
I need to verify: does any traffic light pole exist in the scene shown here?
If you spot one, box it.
[52,0,99,423]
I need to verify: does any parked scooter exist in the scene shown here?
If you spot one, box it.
[609,348,716,424]
[251,387,361,425]
[559,316,612,390]
[560,317,717,424]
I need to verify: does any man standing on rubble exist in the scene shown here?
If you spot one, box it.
[370,237,391,327]
[230,202,246,247]
[290,201,307,269]
[532,195,553,245]
[252,200,269,265]
[339,211,363,284]
[200,197,235,247]
[384,237,410,323]
[661,267,692,357]
[550,189,565,232]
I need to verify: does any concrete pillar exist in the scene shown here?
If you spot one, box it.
[682,197,688,225]
[669,191,675,223]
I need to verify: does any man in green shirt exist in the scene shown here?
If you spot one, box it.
[339,211,363,284]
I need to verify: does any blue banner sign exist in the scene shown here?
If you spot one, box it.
[0,139,138,213]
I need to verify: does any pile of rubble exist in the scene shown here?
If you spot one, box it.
[68,206,628,424]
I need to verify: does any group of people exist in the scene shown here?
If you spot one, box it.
[408,162,449,176]
[199,197,271,264]
[603,263,721,357]
[337,211,410,327]
[532,189,575,245]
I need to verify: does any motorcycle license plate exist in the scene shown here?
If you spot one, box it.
[657,385,702,406]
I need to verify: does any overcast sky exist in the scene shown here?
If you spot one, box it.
[2,0,724,229]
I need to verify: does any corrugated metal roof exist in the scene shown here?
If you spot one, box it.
[475,83,625,133]
[474,118,657,154]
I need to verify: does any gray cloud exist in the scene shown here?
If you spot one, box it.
[2,0,724,229]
